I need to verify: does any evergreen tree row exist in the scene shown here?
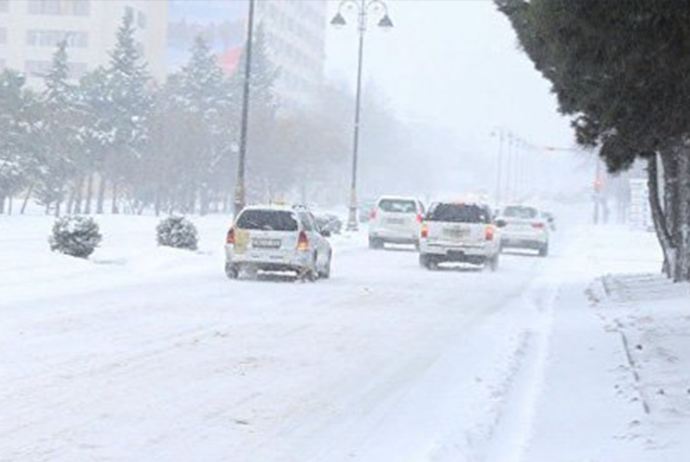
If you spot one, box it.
[0,12,355,217]
[498,0,690,282]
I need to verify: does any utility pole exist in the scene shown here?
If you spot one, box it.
[233,0,256,217]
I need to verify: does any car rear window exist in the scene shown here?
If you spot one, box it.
[503,206,538,219]
[426,203,491,223]
[236,210,298,231]
[378,199,417,213]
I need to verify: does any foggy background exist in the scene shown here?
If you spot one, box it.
[325,0,592,203]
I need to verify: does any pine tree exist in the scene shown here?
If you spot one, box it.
[76,68,111,215]
[0,70,32,214]
[172,35,232,214]
[101,9,153,213]
[36,40,80,216]
[497,0,690,281]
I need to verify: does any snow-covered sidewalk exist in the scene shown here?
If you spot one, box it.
[517,227,690,462]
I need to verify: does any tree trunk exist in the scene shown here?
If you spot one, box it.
[7,196,13,215]
[200,189,209,216]
[21,184,34,214]
[96,176,107,214]
[676,150,690,281]
[154,192,161,217]
[84,173,94,215]
[66,188,75,216]
[73,177,84,215]
[648,155,678,279]
[54,195,62,218]
[111,181,119,215]
[0,195,5,215]
[222,191,230,214]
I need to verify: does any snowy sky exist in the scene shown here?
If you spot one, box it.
[325,0,574,149]
[324,0,593,198]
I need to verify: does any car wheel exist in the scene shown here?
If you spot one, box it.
[320,253,332,279]
[539,244,549,257]
[419,254,438,270]
[240,264,258,280]
[225,262,238,279]
[487,254,499,272]
[300,256,318,283]
[369,238,383,250]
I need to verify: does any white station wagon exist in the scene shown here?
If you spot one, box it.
[368,196,425,249]
[225,206,333,281]
[419,202,501,271]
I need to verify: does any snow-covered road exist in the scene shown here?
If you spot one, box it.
[1,215,563,462]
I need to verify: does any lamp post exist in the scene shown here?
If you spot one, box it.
[234,0,256,217]
[331,0,393,232]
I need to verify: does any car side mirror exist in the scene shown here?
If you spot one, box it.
[321,228,331,238]
[496,219,507,228]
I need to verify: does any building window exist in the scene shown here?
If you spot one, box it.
[28,0,90,17]
[0,0,8,13]
[27,30,89,48]
[26,59,87,79]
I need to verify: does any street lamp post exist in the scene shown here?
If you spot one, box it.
[331,0,393,232]
[234,0,256,217]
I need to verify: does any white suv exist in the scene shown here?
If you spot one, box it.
[496,205,549,256]
[225,206,333,281]
[419,202,500,271]
[368,196,425,249]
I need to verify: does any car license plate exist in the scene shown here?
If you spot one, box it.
[252,238,281,249]
[444,227,469,238]
[448,250,466,259]
[387,218,405,225]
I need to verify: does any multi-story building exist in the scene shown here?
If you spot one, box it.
[168,0,328,110]
[0,0,168,86]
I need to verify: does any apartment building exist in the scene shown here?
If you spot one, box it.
[169,0,328,109]
[0,0,168,86]
[253,0,328,108]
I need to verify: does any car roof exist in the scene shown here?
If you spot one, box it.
[432,200,491,208]
[501,204,539,210]
[377,195,420,202]
[240,205,297,213]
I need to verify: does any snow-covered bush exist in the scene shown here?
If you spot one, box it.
[49,216,102,259]
[156,216,199,251]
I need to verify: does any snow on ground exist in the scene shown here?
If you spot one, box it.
[1,212,689,462]
[519,227,690,462]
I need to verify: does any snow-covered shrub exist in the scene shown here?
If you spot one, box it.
[156,216,199,251]
[49,216,102,259]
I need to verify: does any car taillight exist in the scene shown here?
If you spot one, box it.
[485,225,495,241]
[416,214,423,223]
[532,222,546,230]
[370,209,377,220]
[226,228,235,244]
[421,224,429,239]
[297,231,309,251]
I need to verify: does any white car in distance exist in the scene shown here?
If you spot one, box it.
[419,202,501,271]
[368,196,425,249]
[496,205,549,256]
[225,206,333,281]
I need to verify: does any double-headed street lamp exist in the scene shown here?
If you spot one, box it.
[331,0,393,232]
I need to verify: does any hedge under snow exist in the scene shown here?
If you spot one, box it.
[49,216,103,259]
[156,216,199,251]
